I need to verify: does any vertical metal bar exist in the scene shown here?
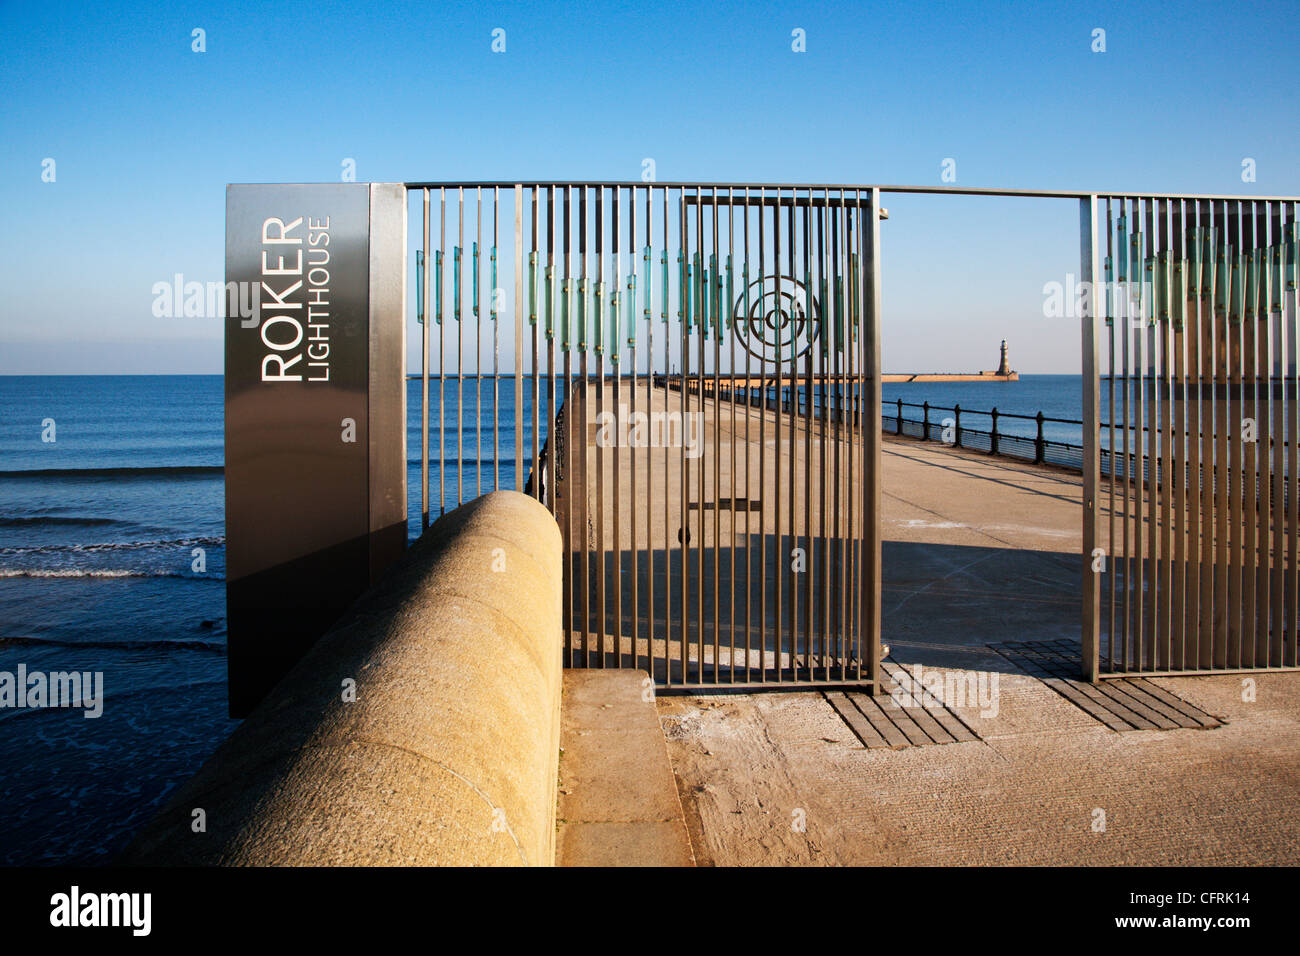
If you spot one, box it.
[1104,198,1115,665]
[561,185,574,666]
[1186,202,1202,668]
[1118,197,1132,674]
[1199,201,1216,670]
[530,187,539,502]
[1081,195,1102,681]
[579,185,591,663]
[728,187,738,683]
[596,186,607,666]
[802,192,814,677]
[864,187,884,691]
[757,188,767,680]
[514,185,524,494]
[458,189,465,508]
[712,188,722,683]
[439,189,446,518]
[1270,201,1285,667]
[842,196,852,681]
[547,186,557,520]
[1216,198,1233,668]
[1254,201,1271,666]
[773,190,784,681]
[788,194,800,679]
[842,191,852,676]
[663,186,673,684]
[1243,201,1259,667]
[818,189,830,681]
[644,185,655,677]
[476,188,483,501]
[1167,199,1183,670]
[1255,201,1272,667]
[695,187,707,683]
[1130,203,1146,670]
[680,187,691,683]
[1288,201,1300,667]
[1228,199,1245,668]
[1164,197,1175,671]
[629,187,639,670]
[1144,198,1158,670]
[421,188,431,531]
[742,190,753,684]
[612,187,622,666]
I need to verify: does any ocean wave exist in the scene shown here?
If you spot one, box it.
[0,516,124,528]
[0,569,224,581]
[0,536,224,556]
[0,465,223,479]
[0,635,225,653]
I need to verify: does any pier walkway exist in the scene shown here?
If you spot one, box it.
[558,387,1299,865]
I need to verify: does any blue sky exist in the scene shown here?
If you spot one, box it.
[2,0,1297,374]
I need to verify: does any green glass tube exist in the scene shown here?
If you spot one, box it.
[1202,228,1214,299]
[627,273,636,347]
[416,250,425,324]
[643,246,653,323]
[1270,244,1282,313]
[454,246,461,322]
[610,286,620,363]
[1216,240,1230,319]
[1230,251,1244,326]
[577,277,587,350]
[561,277,571,349]
[435,250,443,325]
[1117,215,1128,283]
[1189,228,1202,304]
[528,251,538,326]
[1287,223,1299,293]
[660,249,668,323]
[681,251,691,325]
[1103,254,1113,327]
[544,264,554,338]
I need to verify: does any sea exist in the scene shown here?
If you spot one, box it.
[0,372,1084,864]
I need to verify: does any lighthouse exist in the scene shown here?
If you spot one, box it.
[995,339,1011,377]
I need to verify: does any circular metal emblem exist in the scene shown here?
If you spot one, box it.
[733,275,820,364]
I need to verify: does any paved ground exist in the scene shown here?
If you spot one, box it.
[557,386,1299,865]
[656,436,1300,866]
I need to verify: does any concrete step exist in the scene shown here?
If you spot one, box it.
[556,670,695,867]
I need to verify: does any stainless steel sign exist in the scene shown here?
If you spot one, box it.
[225,184,405,716]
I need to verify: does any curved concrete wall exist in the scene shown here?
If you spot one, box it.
[122,490,563,866]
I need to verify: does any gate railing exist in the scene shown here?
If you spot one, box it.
[1082,193,1300,679]
[407,182,883,690]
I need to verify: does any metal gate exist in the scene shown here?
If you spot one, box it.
[1082,194,1300,678]
[410,182,882,689]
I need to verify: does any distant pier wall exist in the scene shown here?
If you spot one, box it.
[122,491,563,866]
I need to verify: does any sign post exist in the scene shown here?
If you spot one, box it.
[224,183,407,716]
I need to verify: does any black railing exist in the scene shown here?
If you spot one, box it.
[885,399,1080,469]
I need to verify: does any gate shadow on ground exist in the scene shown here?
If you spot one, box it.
[564,536,1080,681]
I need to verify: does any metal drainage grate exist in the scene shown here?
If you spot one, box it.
[989,639,1222,732]
[825,661,981,749]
